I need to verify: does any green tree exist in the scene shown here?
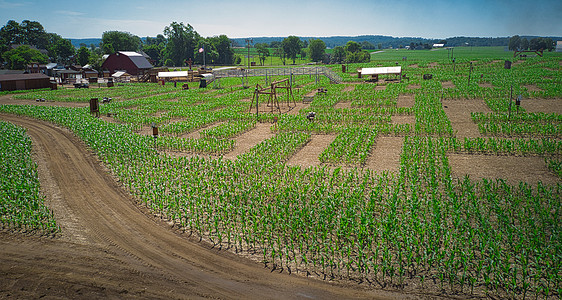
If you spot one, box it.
[346,50,370,63]
[20,20,49,48]
[77,46,90,66]
[88,53,104,75]
[100,31,141,54]
[0,20,24,45]
[508,35,521,51]
[163,22,200,67]
[345,41,361,53]
[331,46,346,63]
[361,41,375,49]
[308,39,326,62]
[2,45,48,69]
[142,43,164,66]
[50,36,75,64]
[282,36,302,64]
[521,38,529,50]
[194,39,218,65]
[208,35,234,65]
[274,46,286,65]
[255,43,269,66]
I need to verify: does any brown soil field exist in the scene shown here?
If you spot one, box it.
[477,82,494,88]
[223,122,274,160]
[448,154,560,186]
[397,94,415,108]
[441,81,456,89]
[364,137,404,173]
[334,101,352,109]
[286,134,337,168]
[443,99,491,139]
[521,98,562,114]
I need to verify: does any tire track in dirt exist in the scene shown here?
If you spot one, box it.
[1,114,404,299]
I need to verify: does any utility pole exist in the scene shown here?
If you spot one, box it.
[245,38,253,69]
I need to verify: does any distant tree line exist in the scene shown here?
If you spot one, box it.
[0,20,236,71]
[508,35,555,51]
[0,20,75,69]
[231,35,561,50]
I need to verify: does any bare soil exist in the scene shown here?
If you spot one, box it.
[442,81,456,89]
[223,122,274,160]
[364,137,404,173]
[397,94,415,108]
[182,121,223,139]
[286,102,310,116]
[477,82,494,88]
[443,99,491,139]
[334,102,352,109]
[448,154,560,186]
[286,134,337,168]
[0,114,403,300]
[342,85,356,92]
[374,85,386,91]
[523,85,543,92]
[391,115,415,130]
[520,98,562,114]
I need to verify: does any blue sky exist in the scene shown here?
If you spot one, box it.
[1,0,561,39]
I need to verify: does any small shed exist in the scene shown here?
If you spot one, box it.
[0,73,51,91]
[556,41,562,53]
[55,69,81,83]
[359,66,402,82]
[112,71,131,82]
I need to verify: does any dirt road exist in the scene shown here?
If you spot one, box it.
[0,114,418,299]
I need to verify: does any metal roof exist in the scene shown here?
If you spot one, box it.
[112,71,131,77]
[117,51,153,69]
[0,73,50,81]
[360,66,402,75]
[158,71,189,78]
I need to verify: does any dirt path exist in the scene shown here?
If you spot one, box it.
[443,99,491,139]
[0,94,88,108]
[286,134,336,168]
[0,114,402,299]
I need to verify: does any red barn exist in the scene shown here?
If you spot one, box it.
[101,51,153,76]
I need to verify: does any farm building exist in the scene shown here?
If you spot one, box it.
[112,71,131,82]
[0,73,51,91]
[102,51,153,76]
[556,41,562,52]
[55,69,81,83]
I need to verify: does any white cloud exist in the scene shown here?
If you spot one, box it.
[54,10,85,16]
[0,0,28,8]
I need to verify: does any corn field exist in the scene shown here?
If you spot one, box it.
[1,47,560,298]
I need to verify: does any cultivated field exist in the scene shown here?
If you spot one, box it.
[1,47,561,299]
